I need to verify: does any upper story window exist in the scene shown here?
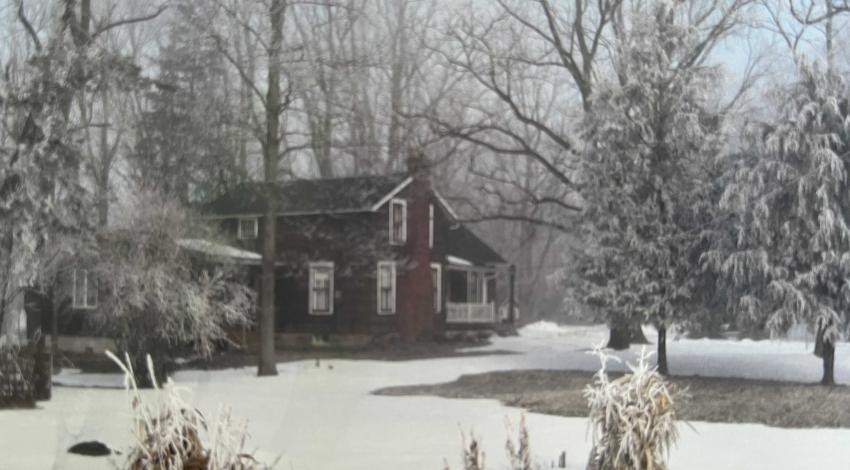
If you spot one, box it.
[428,204,435,248]
[389,199,407,245]
[309,262,334,315]
[72,269,97,310]
[237,217,259,240]
[377,261,396,315]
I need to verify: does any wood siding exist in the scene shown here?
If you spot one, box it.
[217,181,464,338]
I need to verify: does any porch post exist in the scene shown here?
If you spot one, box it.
[507,264,516,324]
[465,270,472,322]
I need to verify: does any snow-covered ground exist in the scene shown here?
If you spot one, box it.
[2,323,849,470]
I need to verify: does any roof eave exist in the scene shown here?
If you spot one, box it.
[369,176,414,211]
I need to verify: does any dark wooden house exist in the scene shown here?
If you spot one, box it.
[204,165,510,342]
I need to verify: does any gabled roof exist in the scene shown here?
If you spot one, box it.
[447,225,506,265]
[204,174,412,217]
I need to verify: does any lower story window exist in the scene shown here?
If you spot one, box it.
[377,261,396,315]
[431,263,442,313]
[309,262,334,315]
[72,269,97,309]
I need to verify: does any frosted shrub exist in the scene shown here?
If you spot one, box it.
[584,348,681,470]
[107,351,264,470]
[93,194,255,387]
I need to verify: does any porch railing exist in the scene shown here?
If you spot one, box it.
[446,302,496,324]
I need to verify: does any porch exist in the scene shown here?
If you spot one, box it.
[445,259,499,324]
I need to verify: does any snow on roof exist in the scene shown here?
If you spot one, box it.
[177,238,261,263]
[202,173,412,217]
[447,255,473,266]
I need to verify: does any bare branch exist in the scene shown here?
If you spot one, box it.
[91,4,169,40]
[16,0,42,52]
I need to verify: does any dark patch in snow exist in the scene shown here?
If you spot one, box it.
[68,441,112,457]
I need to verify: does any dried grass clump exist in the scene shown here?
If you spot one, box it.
[107,351,265,470]
[584,347,683,470]
[461,430,485,470]
[445,415,536,470]
[504,415,532,470]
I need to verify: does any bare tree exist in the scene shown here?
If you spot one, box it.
[428,0,758,337]
[197,0,301,376]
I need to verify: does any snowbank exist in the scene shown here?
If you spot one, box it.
[517,320,572,337]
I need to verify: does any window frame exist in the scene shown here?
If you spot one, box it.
[376,261,397,315]
[72,269,98,310]
[388,198,407,245]
[308,262,334,316]
[237,217,259,240]
[430,263,442,314]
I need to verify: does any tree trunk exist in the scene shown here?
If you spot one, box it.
[821,338,835,386]
[96,177,109,227]
[51,291,59,374]
[630,322,649,344]
[257,0,285,377]
[132,353,170,389]
[606,324,630,350]
[814,319,825,358]
[32,332,51,400]
[657,324,669,376]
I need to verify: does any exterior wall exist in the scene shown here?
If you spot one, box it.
[215,176,459,340]
[24,269,99,341]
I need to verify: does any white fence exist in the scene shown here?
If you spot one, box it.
[446,302,496,324]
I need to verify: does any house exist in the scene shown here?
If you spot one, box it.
[203,159,513,342]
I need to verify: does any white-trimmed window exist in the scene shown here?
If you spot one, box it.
[309,262,334,315]
[430,263,442,313]
[72,269,97,310]
[428,204,434,248]
[389,199,407,245]
[237,217,258,240]
[377,261,397,315]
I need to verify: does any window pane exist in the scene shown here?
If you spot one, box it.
[239,218,257,239]
[86,272,97,308]
[311,267,332,313]
[378,264,394,312]
[391,202,405,242]
[429,205,434,247]
[431,268,439,310]
[74,271,85,308]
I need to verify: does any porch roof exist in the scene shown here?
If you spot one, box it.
[177,238,261,265]
[446,225,506,266]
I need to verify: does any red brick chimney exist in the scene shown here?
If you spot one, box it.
[398,150,434,341]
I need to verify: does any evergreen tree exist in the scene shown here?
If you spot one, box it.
[581,0,726,374]
[708,62,850,385]
[129,2,247,204]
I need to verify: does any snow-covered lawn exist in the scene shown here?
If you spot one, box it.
[2,323,849,470]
